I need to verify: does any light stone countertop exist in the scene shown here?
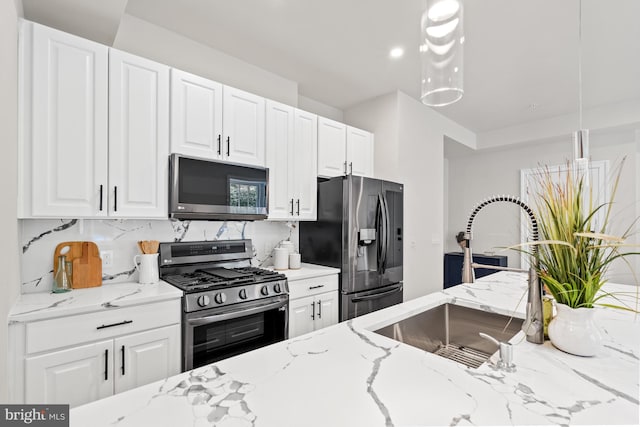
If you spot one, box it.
[70,271,640,426]
[274,262,340,281]
[8,281,183,323]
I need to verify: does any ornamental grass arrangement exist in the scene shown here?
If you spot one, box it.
[521,157,639,312]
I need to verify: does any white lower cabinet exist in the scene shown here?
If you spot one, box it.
[25,340,113,407]
[288,275,339,339]
[14,299,181,407]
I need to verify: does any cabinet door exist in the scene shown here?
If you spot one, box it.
[223,86,266,166]
[346,126,374,178]
[25,340,112,408]
[26,22,108,217]
[317,117,347,178]
[315,291,339,331]
[288,295,316,339]
[170,69,223,159]
[114,325,180,394]
[266,101,294,220]
[109,49,169,218]
[292,110,318,220]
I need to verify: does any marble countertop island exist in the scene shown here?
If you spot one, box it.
[70,272,640,426]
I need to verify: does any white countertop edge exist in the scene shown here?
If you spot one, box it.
[272,263,340,281]
[8,281,183,323]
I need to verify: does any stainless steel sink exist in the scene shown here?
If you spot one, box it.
[373,303,523,368]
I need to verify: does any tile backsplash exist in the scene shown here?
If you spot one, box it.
[20,219,299,294]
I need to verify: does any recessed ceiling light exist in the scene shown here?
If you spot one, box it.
[389,47,404,59]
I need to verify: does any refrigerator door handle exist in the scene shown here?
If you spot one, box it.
[381,193,391,272]
[351,284,402,303]
[376,194,385,274]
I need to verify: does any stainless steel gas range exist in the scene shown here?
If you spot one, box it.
[158,239,289,371]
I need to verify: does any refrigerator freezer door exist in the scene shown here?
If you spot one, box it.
[340,283,403,321]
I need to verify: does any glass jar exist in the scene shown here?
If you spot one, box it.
[53,255,71,293]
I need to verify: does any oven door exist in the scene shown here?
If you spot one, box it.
[183,295,288,371]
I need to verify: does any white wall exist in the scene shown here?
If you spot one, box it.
[446,127,640,284]
[298,95,344,122]
[0,0,21,402]
[112,14,299,107]
[345,91,475,300]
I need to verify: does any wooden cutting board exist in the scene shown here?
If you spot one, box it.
[53,241,102,288]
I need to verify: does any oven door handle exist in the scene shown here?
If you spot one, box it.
[351,284,402,303]
[187,299,287,325]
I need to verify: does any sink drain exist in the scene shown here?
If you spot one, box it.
[434,344,491,369]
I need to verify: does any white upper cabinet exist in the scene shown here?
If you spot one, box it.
[266,101,295,219]
[223,86,266,167]
[317,117,374,179]
[19,21,170,219]
[292,109,318,220]
[346,126,374,178]
[317,117,347,178]
[109,49,169,218]
[170,72,266,167]
[170,69,223,159]
[266,101,317,221]
[20,21,108,218]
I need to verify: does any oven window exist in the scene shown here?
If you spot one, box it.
[191,309,286,369]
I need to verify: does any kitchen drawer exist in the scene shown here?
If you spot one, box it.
[289,275,338,300]
[26,299,180,354]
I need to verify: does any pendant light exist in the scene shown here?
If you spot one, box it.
[420,0,464,107]
[573,0,589,179]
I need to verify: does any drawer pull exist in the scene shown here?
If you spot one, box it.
[310,302,315,320]
[96,320,133,330]
[308,285,325,290]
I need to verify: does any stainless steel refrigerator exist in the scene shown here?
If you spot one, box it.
[299,175,403,321]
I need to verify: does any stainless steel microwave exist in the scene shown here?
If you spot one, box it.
[169,154,269,220]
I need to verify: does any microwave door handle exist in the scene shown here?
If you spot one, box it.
[351,284,402,303]
[188,299,286,325]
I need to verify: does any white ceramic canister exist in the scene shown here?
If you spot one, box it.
[289,252,301,269]
[279,240,295,254]
[273,247,289,270]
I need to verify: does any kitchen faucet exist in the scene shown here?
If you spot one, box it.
[461,195,544,344]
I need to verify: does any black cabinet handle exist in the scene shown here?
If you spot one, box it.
[296,199,300,216]
[96,320,133,330]
[114,186,118,212]
[310,303,315,320]
[308,285,324,290]
[349,162,353,174]
[99,185,103,211]
[317,300,322,319]
[290,199,294,216]
[104,349,109,381]
[226,136,230,156]
[217,135,222,155]
[343,161,347,175]
[121,345,125,375]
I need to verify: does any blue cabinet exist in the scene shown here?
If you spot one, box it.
[443,252,508,289]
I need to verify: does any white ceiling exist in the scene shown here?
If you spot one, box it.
[22,0,640,134]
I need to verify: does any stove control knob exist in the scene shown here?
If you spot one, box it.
[214,293,227,304]
[273,283,282,294]
[260,286,269,296]
[238,289,248,300]
[197,295,210,307]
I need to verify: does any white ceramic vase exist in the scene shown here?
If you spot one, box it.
[548,303,602,356]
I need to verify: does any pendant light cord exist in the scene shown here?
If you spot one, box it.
[578,0,583,130]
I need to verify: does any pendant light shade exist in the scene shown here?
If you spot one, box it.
[420,0,464,107]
